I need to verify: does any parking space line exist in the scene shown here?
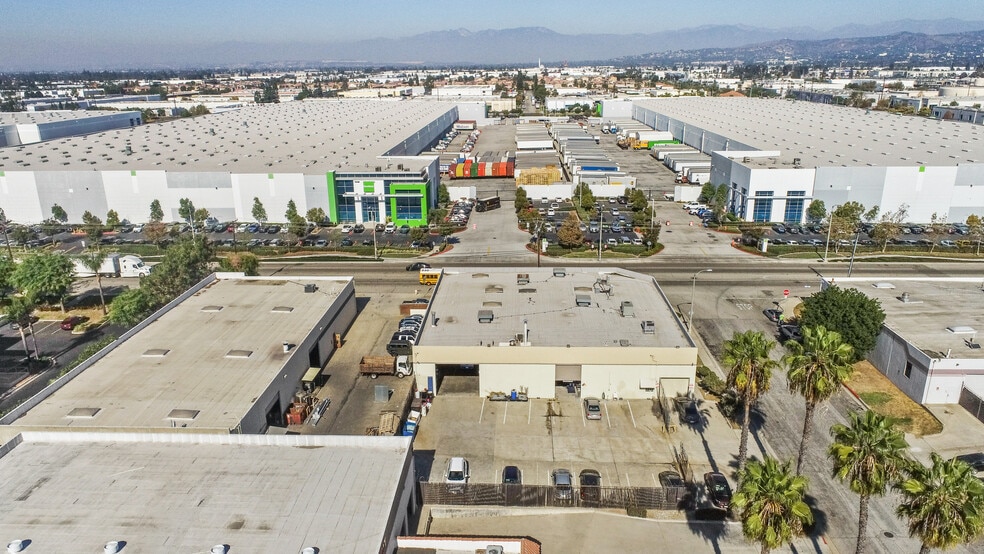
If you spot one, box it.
[479,397,486,423]
[502,401,508,424]
[626,399,636,428]
[625,473,631,487]
[527,400,532,425]
[604,401,611,428]
[651,473,658,487]
[581,401,586,426]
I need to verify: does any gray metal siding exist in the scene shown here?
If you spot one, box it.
[34,171,108,222]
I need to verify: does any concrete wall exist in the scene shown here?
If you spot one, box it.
[868,325,933,404]
[581,364,695,400]
[480,363,555,398]
[383,445,417,553]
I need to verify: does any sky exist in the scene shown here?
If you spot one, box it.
[1,0,978,70]
[2,0,963,44]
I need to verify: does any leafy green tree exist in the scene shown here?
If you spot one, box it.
[641,224,661,249]
[925,212,948,253]
[629,189,648,213]
[871,205,908,252]
[178,198,195,224]
[218,252,260,276]
[967,214,984,255]
[829,410,909,554]
[557,212,585,249]
[81,210,103,242]
[572,183,595,211]
[106,209,120,228]
[807,200,826,223]
[0,255,14,296]
[10,252,75,311]
[438,183,451,205]
[830,202,866,251]
[409,228,426,242]
[863,205,880,223]
[108,288,153,326]
[699,183,717,203]
[306,207,327,225]
[5,294,39,358]
[252,197,267,223]
[782,326,855,475]
[799,285,885,362]
[733,457,813,553]
[285,199,299,222]
[193,208,210,227]
[723,330,778,471]
[51,204,68,222]
[896,452,984,554]
[149,199,164,222]
[287,215,308,239]
[515,187,529,213]
[76,248,110,314]
[140,236,214,306]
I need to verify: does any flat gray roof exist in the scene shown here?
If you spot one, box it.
[419,267,690,349]
[0,99,455,173]
[13,275,353,431]
[835,278,984,360]
[634,97,984,168]
[0,431,411,554]
[0,110,134,125]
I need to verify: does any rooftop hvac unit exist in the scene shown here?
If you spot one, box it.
[621,301,634,317]
[304,284,318,293]
[575,294,591,307]
[486,547,505,554]
[793,157,802,166]
[478,310,494,323]
[553,267,567,277]
[641,320,655,334]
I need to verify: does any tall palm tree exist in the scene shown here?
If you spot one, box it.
[76,247,108,314]
[896,452,984,554]
[723,330,777,471]
[783,325,855,475]
[829,410,909,554]
[733,457,814,554]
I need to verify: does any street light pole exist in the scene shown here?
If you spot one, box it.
[597,212,603,262]
[688,269,713,334]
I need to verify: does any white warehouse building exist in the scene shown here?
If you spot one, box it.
[632,97,984,224]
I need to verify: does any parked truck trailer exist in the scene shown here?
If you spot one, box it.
[71,253,151,278]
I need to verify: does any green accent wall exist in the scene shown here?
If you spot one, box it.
[363,181,375,193]
[388,182,428,226]
[326,172,338,223]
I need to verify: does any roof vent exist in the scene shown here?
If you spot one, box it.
[167,409,199,420]
[271,306,294,313]
[871,282,895,289]
[517,273,530,285]
[201,305,223,312]
[641,320,655,334]
[621,301,635,317]
[619,339,630,347]
[898,292,922,303]
[142,349,170,357]
[478,310,494,323]
[225,349,253,358]
[304,284,318,293]
[485,285,504,294]
[575,294,591,307]
[104,541,122,554]
[553,267,566,277]
[947,326,977,334]
[67,407,101,418]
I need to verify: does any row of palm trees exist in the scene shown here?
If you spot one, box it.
[721,328,984,553]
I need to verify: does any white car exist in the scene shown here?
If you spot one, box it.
[547,209,555,217]
[340,224,353,233]
[446,457,470,493]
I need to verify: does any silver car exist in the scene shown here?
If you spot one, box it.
[584,398,602,420]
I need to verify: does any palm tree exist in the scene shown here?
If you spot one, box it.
[829,410,909,554]
[896,452,984,554]
[733,457,813,554]
[723,330,778,471]
[783,325,855,475]
[76,247,108,314]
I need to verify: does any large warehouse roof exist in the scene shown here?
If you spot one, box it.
[0,99,455,173]
[835,278,984,361]
[419,267,691,351]
[0,431,411,554]
[634,97,984,168]
[0,110,131,125]
[12,274,353,431]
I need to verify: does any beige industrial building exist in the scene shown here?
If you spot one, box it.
[0,431,416,554]
[412,267,697,400]
[1,273,357,434]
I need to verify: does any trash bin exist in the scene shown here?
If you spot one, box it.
[510,389,517,401]
[566,383,576,394]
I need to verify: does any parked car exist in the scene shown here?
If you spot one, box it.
[266,225,281,234]
[399,225,411,234]
[384,223,396,234]
[340,224,354,233]
[60,315,88,331]
[552,469,573,500]
[778,324,803,343]
[446,457,470,493]
[659,471,686,488]
[763,308,783,323]
[353,224,365,233]
[704,472,733,510]
[579,469,601,502]
[340,238,354,247]
[676,397,700,424]
[583,397,602,420]
[406,262,431,271]
[954,452,984,472]
[502,465,522,485]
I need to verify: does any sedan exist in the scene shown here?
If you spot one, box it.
[583,397,602,420]
[340,224,353,233]
[502,465,522,485]
[266,225,281,234]
[954,452,984,472]
[60,315,89,331]
[552,469,573,500]
[579,469,601,502]
[704,472,732,510]
[406,262,431,271]
[340,238,354,247]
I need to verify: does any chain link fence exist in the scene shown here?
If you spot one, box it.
[420,481,686,511]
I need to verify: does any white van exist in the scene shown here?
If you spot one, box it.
[445,457,470,492]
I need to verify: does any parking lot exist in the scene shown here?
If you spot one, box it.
[413,391,743,493]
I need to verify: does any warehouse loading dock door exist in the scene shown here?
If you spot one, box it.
[435,364,479,395]
[660,378,691,398]
[555,365,582,382]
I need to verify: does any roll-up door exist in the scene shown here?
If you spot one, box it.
[555,365,582,381]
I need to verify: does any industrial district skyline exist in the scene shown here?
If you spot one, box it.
[3,1,979,70]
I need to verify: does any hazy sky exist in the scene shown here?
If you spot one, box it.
[3,0,961,43]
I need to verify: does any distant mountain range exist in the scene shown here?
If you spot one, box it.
[4,18,984,70]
